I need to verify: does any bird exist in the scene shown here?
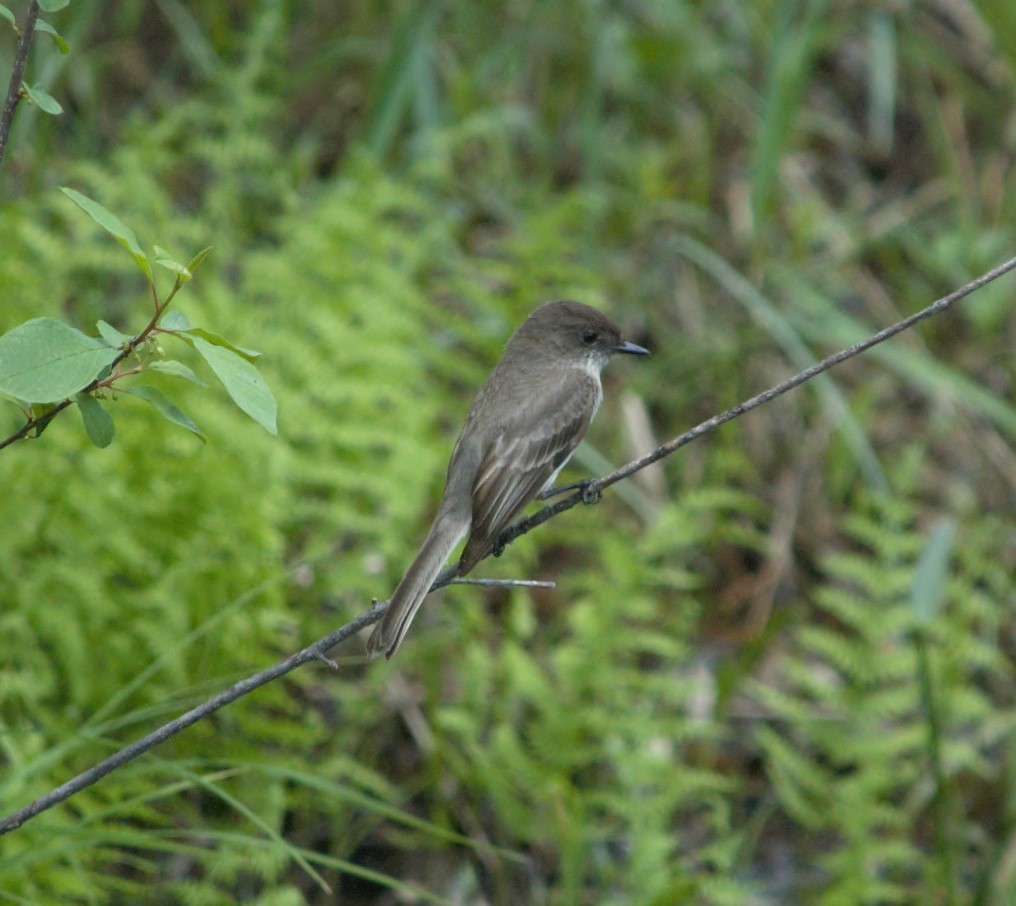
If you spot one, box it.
[366,300,649,659]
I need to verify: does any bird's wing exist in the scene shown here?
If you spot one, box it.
[458,370,599,573]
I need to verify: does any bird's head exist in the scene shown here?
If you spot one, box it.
[509,299,649,371]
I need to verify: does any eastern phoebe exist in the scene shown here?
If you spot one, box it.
[366,300,649,659]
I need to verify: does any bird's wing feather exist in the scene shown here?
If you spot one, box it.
[459,370,599,573]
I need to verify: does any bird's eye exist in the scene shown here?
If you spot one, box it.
[581,330,599,346]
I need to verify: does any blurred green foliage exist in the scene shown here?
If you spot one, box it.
[0,0,1014,903]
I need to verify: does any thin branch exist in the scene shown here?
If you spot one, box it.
[1,253,1014,835]
[0,602,383,834]
[448,578,556,588]
[495,252,1016,550]
[0,395,71,449]
[0,0,40,174]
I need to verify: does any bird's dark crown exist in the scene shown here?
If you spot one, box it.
[506,299,646,363]
[515,299,618,352]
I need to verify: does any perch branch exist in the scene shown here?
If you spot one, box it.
[448,578,556,588]
[496,252,1016,548]
[1,253,1014,835]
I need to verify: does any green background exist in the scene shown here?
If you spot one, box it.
[0,1,1014,903]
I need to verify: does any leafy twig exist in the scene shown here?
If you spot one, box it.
[0,275,182,452]
[0,0,40,174]
[0,253,1014,834]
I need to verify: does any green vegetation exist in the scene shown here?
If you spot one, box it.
[0,1,1014,903]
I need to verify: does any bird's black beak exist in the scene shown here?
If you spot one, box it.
[614,340,650,356]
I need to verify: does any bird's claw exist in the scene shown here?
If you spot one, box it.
[539,476,603,502]
[579,479,602,505]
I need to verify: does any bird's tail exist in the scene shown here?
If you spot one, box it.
[366,512,468,659]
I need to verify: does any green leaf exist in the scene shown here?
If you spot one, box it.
[22,83,62,115]
[910,519,957,625]
[127,385,205,441]
[187,246,213,274]
[192,337,277,435]
[0,6,16,28]
[76,393,114,448]
[0,318,118,403]
[35,19,69,53]
[96,320,133,348]
[148,360,206,386]
[180,328,261,361]
[153,245,192,281]
[160,311,191,331]
[60,187,153,284]
[37,0,70,10]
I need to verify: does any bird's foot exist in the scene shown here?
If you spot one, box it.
[538,477,601,501]
[578,479,602,505]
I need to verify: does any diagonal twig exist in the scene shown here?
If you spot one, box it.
[495,252,1016,548]
[1,253,1014,835]
[0,0,40,174]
